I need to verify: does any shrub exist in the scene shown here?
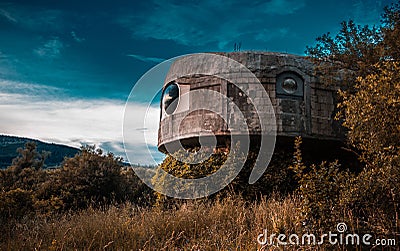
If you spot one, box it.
[290,137,351,231]
[153,143,297,207]
[0,143,153,220]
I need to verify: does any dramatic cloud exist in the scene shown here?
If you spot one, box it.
[118,0,305,49]
[0,80,163,164]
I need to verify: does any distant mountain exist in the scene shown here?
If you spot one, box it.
[0,135,80,169]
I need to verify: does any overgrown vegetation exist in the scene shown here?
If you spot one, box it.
[153,145,296,207]
[1,194,303,250]
[303,0,400,238]
[0,143,153,224]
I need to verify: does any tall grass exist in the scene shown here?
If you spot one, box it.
[1,195,307,250]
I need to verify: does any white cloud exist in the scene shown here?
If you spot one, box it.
[260,0,305,15]
[0,51,19,78]
[127,54,165,63]
[0,80,163,165]
[71,31,85,43]
[0,8,17,23]
[0,79,63,97]
[0,4,65,31]
[0,50,6,58]
[34,38,63,58]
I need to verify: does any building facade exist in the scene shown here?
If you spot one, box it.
[158,52,345,157]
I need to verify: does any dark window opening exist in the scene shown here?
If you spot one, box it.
[162,82,180,115]
[276,72,304,98]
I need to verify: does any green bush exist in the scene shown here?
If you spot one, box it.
[153,144,296,207]
[0,188,34,221]
[291,136,399,237]
[0,143,153,220]
[290,137,349,230]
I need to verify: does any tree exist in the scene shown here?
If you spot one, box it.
[305,1,400,234]
[11,141,49,171]
[306,1,400,165]
[339,61,400,169]
[381,1,400,60]
[305,2,400,90]
[55,146,126,209]
[152,144,297,207]
[305,20,382,90]
[0,142,48,221]
[338,62,400,233]
[0,142,48,191]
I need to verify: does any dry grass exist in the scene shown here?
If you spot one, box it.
[1,195,309,251]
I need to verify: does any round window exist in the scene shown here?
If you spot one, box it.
[162,82,179,115]
[282,78,298,94]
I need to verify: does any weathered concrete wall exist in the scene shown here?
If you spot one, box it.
[158,52,344,152]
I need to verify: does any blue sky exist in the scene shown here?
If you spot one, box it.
[0,0,395,164]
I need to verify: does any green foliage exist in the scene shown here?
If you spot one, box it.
[305,20,382,90]
[152,147,241,206]
[381,1,400,60]
[54,146,126,209]
[0,142,48,220]
[338,61,400,170]
[11,141,49,171]
[0,188,34,220]
[337,62,400,232]
[153,145,296,207]
[305,2,400,85]
[304,1,400,235]
[154,147,230,180]
[291,131,398,234]
[339,165,399,234]
[290,137,351,230]
[0,143,153,222]
[40,145,154,211]
[306,3,400,171]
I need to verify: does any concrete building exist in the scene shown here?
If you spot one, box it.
[158,52,347,159]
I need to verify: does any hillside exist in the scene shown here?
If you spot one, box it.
[0,135,80,169]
